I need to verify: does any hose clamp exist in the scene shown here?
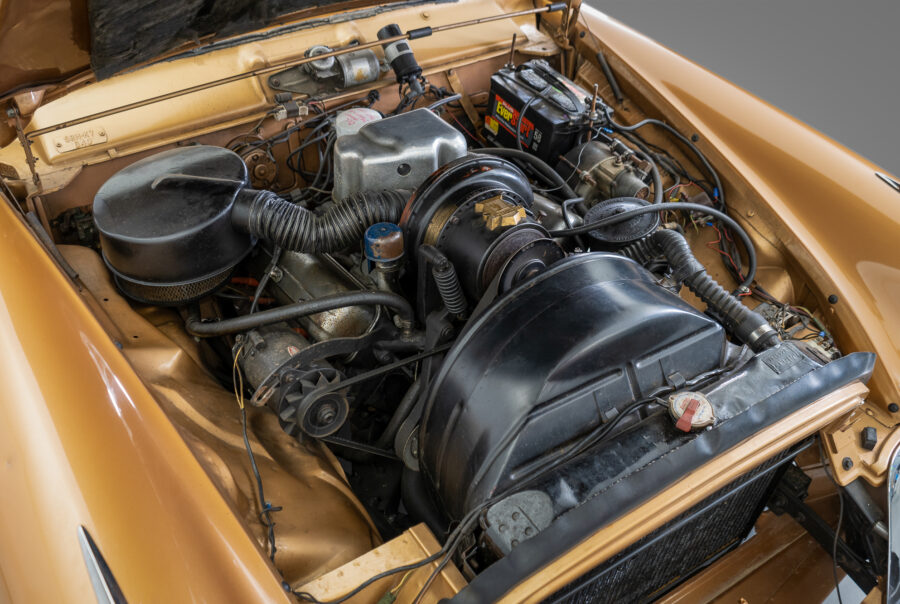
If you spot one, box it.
[746,323,778,348]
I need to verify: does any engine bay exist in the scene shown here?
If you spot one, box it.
[9,11,880,601]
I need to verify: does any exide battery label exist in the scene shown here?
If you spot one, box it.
[491,95,537,147]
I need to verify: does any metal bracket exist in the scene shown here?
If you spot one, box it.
[445,68,483,140]
[769,464,879,593]
[6,106,41,191]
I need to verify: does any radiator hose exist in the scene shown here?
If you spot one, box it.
[232,189,407,253]
[652,229,779,352]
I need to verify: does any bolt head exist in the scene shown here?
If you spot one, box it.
[842,457,854,471]
[316,404,336,425]
[889,403,899,413]
[828,294,839,304]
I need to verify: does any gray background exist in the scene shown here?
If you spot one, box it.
[583,3,896,600]
[588,0,900,176]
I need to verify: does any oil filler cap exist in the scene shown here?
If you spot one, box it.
[668,391,715,432]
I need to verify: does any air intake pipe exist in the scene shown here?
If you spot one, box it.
[232,189,408,254]
[652,228,779,352]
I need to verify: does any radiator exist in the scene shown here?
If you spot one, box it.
[542,450,794,604]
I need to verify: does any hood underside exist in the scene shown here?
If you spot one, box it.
[0,0,386,99]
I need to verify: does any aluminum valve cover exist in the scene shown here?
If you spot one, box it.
[332,108,466,200]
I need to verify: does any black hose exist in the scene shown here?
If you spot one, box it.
[603,106,725,208]
[548,200,756,291]
[232,189,407,253]
[186,291,414,336]
[426,94,461,111]
[619,236,659,266]
[401,467,449,537]
[652,229,778,351]
[596,51,624,104]
[474,148,577,200]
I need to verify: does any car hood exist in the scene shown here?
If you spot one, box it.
[0,0,393,101]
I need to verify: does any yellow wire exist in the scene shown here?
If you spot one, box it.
[232,344,245,410]
[390,570,415,596]
[792,305,829,334]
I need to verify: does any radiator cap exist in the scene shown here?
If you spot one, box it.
[668,391,715,432]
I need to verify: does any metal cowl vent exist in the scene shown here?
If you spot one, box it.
[93,145,253,305]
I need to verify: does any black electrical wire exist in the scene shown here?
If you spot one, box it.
[426,93,462,111]
[549,201,756,290]
[474,148,578,200]
[620,123,744,281]
[515,91,545,152]
[235,92,378,169]
[410,392,676,604]
[240,405,281,564]
[301,358,733,603]
[232,350,281,566]
[413,363,731,604]
[603,105,725,209]
[631,132,713,200]
[294,395,664,604]
[293,551,443,604]
[294,495,484,603]
[819,438,845,604]
[250,246,282,314]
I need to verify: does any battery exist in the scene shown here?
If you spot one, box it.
[484,60,593,163]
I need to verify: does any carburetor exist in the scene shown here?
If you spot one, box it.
[559,138,650,206]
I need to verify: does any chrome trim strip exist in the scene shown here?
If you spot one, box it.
[876,172,900,194]
[78,526,127,604]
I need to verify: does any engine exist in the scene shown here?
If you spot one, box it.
[88,57,870,603]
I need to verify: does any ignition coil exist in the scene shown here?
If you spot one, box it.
[378,24,424,95]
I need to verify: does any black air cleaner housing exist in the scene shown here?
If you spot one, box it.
[93,145,252,304]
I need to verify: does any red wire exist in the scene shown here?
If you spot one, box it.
[446,111,479,142]
[706,223,751,294]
